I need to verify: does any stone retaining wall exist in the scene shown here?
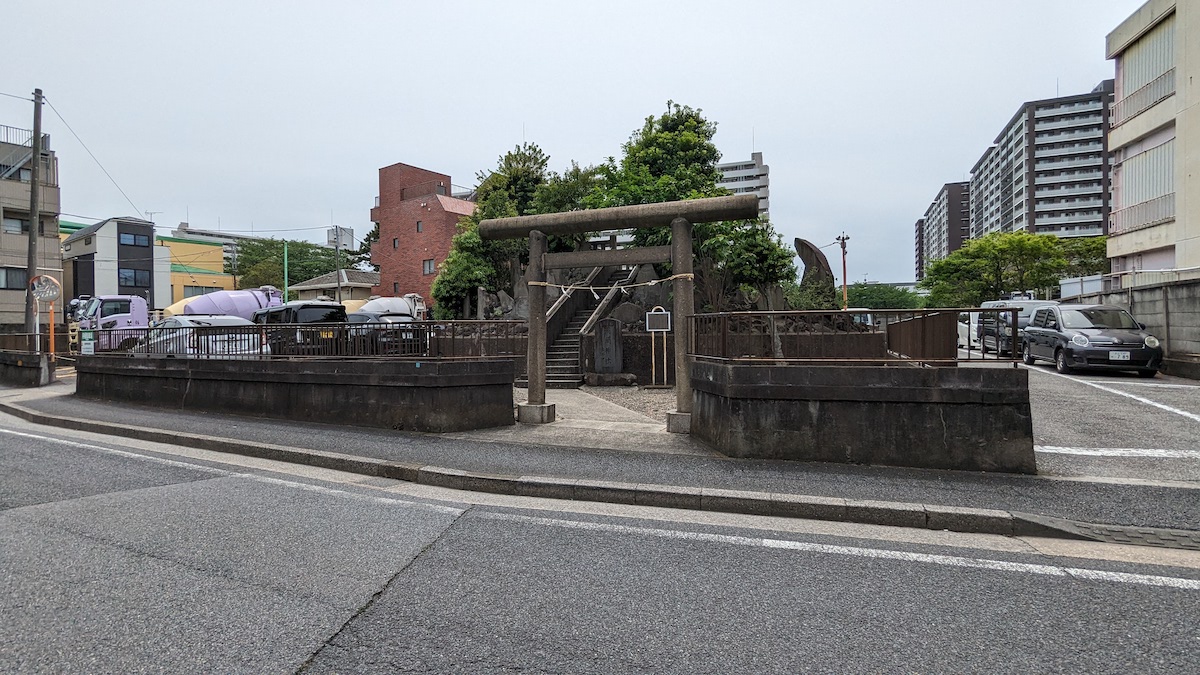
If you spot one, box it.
[691,361,1036,474]
[75,356,515,432]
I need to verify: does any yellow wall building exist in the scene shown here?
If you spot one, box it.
[58,222,235,305]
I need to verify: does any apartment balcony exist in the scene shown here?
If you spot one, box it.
[1109,193,1175,235]
[1037,224,1105,238]
[1035,184,1100,198]
[1035,115,1103,132]
[1035,156,1102,171]
[370,196,381,224]
[1034,101,1103,118]
[1111,68,1175,128]
[1036,197,1103,212]
[0,178,60,215]
[1036,128,1103,143]
[1034,212,1104,226]
[1034,143,1101,159]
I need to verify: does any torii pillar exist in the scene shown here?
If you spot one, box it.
[478,194,760,431]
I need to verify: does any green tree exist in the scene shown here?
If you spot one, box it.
[846,282,924,309]
[355,222,380,272]
[228,238,337,296]
[586,100,724,213]
[533,161,603,252]
[783,276,839,310]
[1059,236,1108,278]
[431,145,554,317]
[920,231,1067,307]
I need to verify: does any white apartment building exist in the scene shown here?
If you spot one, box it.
[717,151,769,216]
[1106,0,1198,285]
[970,82,1113,240]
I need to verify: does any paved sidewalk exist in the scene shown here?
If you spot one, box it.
[2,380,1198,548]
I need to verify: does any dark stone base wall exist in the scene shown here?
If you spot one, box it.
[0,352,52,387]
[691,361,1036,474]
[75,357,515,432]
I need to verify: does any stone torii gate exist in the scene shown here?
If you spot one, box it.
[478,194,759,432]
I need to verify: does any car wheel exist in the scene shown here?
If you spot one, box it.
[1022,342,1036,366]
[1137,369,1157,379]
[1055,348,1072,374]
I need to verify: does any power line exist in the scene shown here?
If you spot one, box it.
[42,96,142,216]
[0,91,33,102]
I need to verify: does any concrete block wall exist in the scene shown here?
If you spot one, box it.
[690,361,1037,474]
[1074,279,1200,357]
[75,357,516,432]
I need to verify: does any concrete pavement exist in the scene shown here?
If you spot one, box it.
[1,378,1197,549]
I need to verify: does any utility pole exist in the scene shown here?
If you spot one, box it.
[836,233,850,310]
[334,227,343,303]
[23,88,43,334]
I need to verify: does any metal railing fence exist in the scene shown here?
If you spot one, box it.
[691,308,1021,366]
[80,321,528,360]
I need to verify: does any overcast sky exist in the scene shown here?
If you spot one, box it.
[3,0,1141,285]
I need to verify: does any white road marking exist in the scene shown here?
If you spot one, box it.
[477,511,1200,591]
[1109,382,1200,389]
[0,426,463,515]
[1037,446,1200,460]
[1029,368,1200,423]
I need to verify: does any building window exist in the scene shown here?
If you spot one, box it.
[119,232,151,246]
[416,221,422,233]
[393,282,399,294]
[184,286,220,298]
[118,268,151,288]
[422,259,435,275]
[2,217,42,235]
[0,266,28,290]
[392,238,398,249]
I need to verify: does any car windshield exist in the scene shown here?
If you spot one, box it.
[80,297,101,320]
[1060,308,1139,330]
[296,307,344,323]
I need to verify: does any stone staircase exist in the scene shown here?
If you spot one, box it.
[517,267,630,390]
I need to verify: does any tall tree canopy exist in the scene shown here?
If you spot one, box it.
[846,282,924,309]
[229,238,341,297]
[430,102,797,316]
[920,231,1068,307]
[1059,236,1108,278]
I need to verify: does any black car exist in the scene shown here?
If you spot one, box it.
[346,311,423,355]
[251,301,348,355]
[978,300,1057,355]
[1021,304,1163,377]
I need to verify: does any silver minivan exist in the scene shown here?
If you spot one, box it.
[130,315,268,358]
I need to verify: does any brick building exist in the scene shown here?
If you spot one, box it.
[369,163,475,305]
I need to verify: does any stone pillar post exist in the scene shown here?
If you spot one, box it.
[518,229,555,423]
[667,216,693,433]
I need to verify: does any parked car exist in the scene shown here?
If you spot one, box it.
[1021,304,1162,377]
[958,312,981,350]
[251,301,348,355]
[346,311,423,355]
[978,300,1058,355]
[129,315,267,358]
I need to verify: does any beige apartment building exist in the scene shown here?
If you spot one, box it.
[0,124,61,328]
[1106,0,1199,286]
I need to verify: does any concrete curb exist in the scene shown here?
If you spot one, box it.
[0,399,1142,543]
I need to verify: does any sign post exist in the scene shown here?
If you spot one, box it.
[645,306,671,388]
[29,275,61,358]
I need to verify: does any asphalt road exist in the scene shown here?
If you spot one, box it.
[3,422,1198,673]
[1022,362,1200,481]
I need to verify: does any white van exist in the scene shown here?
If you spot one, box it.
[958,312,982,349]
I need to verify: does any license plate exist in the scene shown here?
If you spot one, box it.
[1109,350,1131,361]
[320,330,334,339]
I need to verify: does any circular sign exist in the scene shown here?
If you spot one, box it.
[30,274,61,302]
